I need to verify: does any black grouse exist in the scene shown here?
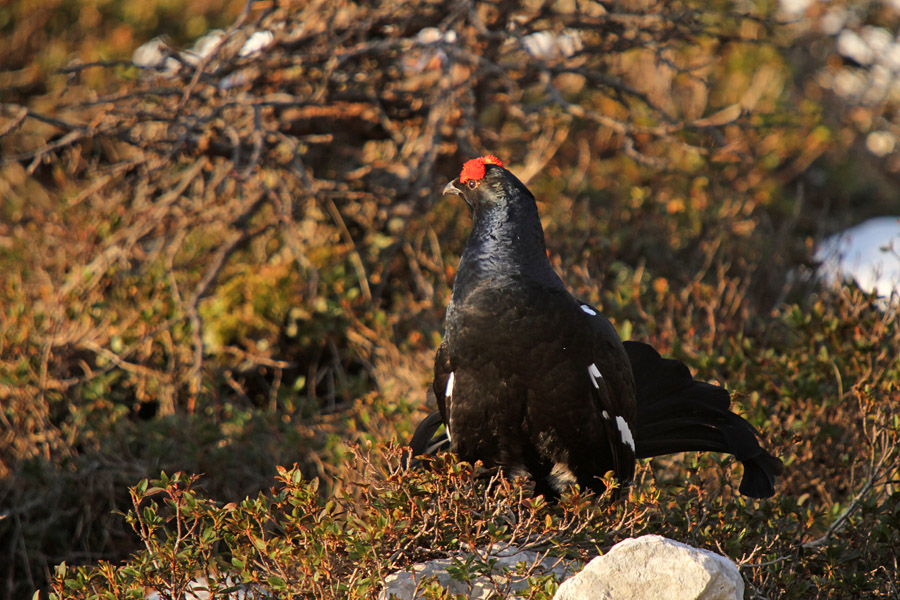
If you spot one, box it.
[408,155,783,499]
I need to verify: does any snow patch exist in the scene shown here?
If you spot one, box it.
[816,216,900,299]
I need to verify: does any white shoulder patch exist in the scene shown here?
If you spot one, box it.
[615,416,636,452]
[588,363,603,389]
[445,371,455,398]
[580,304,598,316]
[445,371,455,442]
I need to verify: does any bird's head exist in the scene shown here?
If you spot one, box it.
[442,155,534,214]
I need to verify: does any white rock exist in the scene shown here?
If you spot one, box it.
[862,64,892,105]
[416,27,443,44]
[820,8,849,36]
[862,26,894,57]
[415,27,457,45]
[192,29,225,60]
[865,131,896,157]
[555,31,582,59]
[239,30,274,58]
[779,0,815,17]
[882,42,900,72]
[815,216,900,298]
[181,30,225,66]
[870,64,893,91]
[521,30,583,60]
[832,67,867,98]
[837,29,874,65]
[132,37,179,74]
[553,535,743,600]
[379,545,575,600]
[131,37,178,69]
[132,37,166,68]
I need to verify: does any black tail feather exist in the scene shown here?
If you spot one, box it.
[624,341,783,499]
[403,409,449,468]
[407,409,446,456]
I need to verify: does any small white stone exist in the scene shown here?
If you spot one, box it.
[870,64,893,90]
[521,30,582,60]
[416,27,441,44]
[837,29,874,65]
[866,131,896,157]
[862,26,893,56]
[816,69,834,90]
[778,0,814,17]
[883,43,900,72]
[820,8,849,36]
[192,29,225,59]
[615,416,636,451]
[556,31,582,58]
[522,31,555,59]
[218,71,250,90]
[832,68,867,98]
[239,30,274,58]
[416,27,456,46]
[132,38,168,69]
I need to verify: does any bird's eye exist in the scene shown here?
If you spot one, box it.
[467,180,478,189]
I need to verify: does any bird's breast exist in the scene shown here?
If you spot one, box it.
[445,278,587,376]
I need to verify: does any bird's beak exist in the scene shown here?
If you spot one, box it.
[443,179,464,197]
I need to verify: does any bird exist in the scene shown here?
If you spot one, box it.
[406,154,783,499]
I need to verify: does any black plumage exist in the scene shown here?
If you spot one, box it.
[408,156,782,499]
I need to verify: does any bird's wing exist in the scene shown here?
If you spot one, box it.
[406,407,449,462]
[432,339,452,426]
[403,341,453,467]
[577,300,638,482]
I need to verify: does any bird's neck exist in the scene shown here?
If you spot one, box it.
[456,201,562,289]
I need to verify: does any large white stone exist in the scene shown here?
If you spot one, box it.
[553,535,743,600]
